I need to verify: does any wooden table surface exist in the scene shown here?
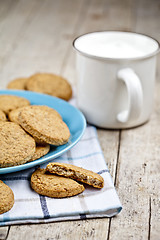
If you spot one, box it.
[0,0,160,239]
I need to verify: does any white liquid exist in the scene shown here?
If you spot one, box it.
[74,32,158,59]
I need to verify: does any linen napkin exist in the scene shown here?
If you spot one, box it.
[0,99,122,226]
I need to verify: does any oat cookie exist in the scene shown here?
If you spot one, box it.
[26,73,72,101]
[0,110,7,121]
[18,105,70,145]
[8,107,25,124]
[29,144,50,162]
[0,95,30,115]
[7,77,28,90]
[31,168,85,198]
[0,180,14,214]
[9,105,61,125]
[46,162,104,188]
[0,122,36,167]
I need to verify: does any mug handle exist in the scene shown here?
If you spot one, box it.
[116,68,143,123]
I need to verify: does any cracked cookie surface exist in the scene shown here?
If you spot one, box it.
[46,162,104,188]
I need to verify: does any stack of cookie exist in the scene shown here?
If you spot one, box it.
[0,95,70,168]
[7,73,72,101]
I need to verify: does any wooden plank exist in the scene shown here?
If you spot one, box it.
[0,227,9,240]
[149,75,160,240]
[97,130,120,181]
[108,84,160,240]
[0,0,18,21]
[7,219,108,240]
[0,0,86,89]
[1,0,159,239]
[63,0,109,85]
[0,0,43,61]
[108,0,160,239]
[134,0,160,79]
[150,197,160,240]
[134,0,160,39]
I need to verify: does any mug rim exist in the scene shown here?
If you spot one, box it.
[73,30,160,61]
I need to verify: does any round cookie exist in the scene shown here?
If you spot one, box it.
[0,95,30,115]
[26,73,72,101]
[0,110,7,121]
[31,168,85,198]
[29,144,50,162]
[7,77,28,90]
[8,107,25,124]
[0,180,14,214]
[8,105,61,125]
[18,105,70,145]
[0,122,36,168]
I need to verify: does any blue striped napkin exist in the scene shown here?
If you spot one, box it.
[0,123,122,226]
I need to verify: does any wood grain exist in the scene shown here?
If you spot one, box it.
[109,83,160,240]
[0,0,159,239]
[7,219,109,240]
[0,226,9,240]
[108,0,160,239]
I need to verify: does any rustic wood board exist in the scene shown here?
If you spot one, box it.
[0,0,159,239]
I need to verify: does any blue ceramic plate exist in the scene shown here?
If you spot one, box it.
[0,90,86,174]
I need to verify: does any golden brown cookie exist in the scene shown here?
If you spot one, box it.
[7,77,28,90]
[46,162,104,188]
[0,95,30,115]
[8,107,25,124]
[0,122,36,168]
[0,180,14,214]
[18,105,70,145]
[0,110,7,121]
[26,73,72,101]
[31,168,85,198]
[28,144,50,162]
[8,105,61,125]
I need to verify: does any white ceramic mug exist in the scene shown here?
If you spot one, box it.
[73,31,160,129]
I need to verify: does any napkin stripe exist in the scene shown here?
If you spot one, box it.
[66,151,88,221]
[39,195,50,219]
[80,214,87,219]
[0,176,29,181]
[97,169,109,174]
